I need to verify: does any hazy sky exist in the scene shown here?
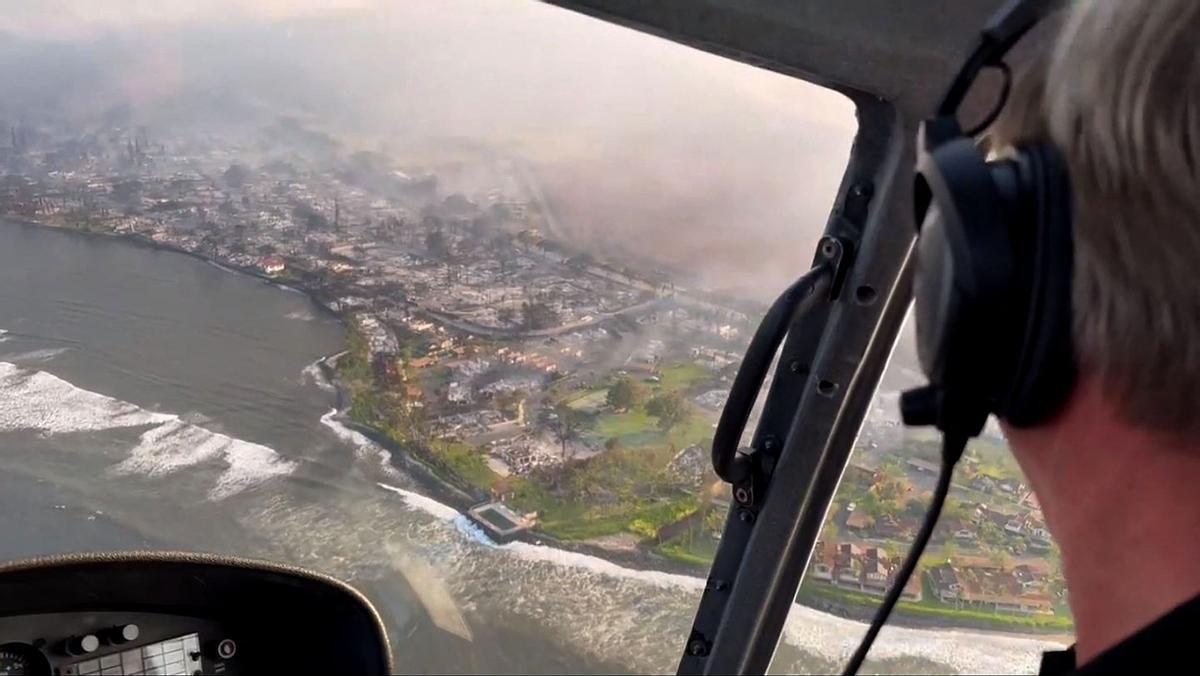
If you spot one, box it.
[0,0,858,300]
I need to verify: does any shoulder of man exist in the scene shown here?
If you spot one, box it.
[1040,593,1200,675]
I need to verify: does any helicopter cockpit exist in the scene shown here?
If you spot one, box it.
[0,1,1072,675]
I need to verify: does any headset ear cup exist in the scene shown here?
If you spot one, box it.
[911,133,1025,436]
[998,143,1077,426]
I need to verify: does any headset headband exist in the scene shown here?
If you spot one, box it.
[936,0,1067,119]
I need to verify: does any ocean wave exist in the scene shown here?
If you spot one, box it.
[453,514,499,548]
[0,361,174,434]
[115,418,296,500]
[777,603,1060,673]
[320,409,403,480]
[0,361,295,499]
[377,482,461,521]
[498,533,1052,673]
[2,347,70,362]
[504,540,706,592]
[301,359,335,392]
[286,309,316,321]
[204,259,240,275]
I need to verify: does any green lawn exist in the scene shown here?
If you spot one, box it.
[589,406,715,449]
[514,492,701,541]
[656,363,711,393]
[565,388,609,412]
[430,441,500,492]
[592,408,658,444]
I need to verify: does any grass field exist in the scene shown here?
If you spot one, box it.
[589,406,715,449]
[430,440,500,491]
[655,363,711,393]
[564,388,608,412]
[510,480,701,541]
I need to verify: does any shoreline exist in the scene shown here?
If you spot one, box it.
[1,216,343,322]
[1,215,1073,644]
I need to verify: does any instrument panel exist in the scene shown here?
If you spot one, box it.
[0,552,392,676]
[0,612,229,676]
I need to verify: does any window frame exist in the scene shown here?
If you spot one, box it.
[535,2,1031,672]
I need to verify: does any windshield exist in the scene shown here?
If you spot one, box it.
[0,1,1062,674]
[770,316,1073,675]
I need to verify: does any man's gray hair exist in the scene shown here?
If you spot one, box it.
[996,0,1200,436]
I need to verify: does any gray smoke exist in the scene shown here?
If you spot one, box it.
[0,0,856,301]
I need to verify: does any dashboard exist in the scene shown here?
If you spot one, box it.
[0,552,392,676]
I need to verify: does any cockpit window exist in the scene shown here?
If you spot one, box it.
[769,314,1074,675]
[0,1,869,673]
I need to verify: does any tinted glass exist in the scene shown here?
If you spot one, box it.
[770,313,1072,675]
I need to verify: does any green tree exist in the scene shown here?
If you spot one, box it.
[646,390,692,433]
[903,497,928,520]
[859,491,883,518]
[990,548,1013,569]
[875,477,908,502]
[942,495,967,521]
[979,520,1004,545]
[942,538,959,562]
[879,455,906,480]
[605,376,644,411]
[548,403,587,459]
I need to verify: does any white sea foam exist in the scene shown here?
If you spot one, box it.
[286,309,316,321]
[2,347,69,362]
[302,360,335,392]
[321,408,372,447]
[777,603,1058,673]
[205,259,240,275]
[320,408,402,479]
[0,361,295,499]
[502,537,1051,672]
[377,482,461,521]
[116,418,296,499]
[453,514,499,548]
[504,540,706,592]
[0,361,174,433]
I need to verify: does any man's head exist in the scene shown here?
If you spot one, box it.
[994,0,1200,445]
[988,7,1200,656]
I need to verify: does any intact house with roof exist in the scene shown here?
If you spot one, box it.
[809,541,922,602]
[925,560,1054,616]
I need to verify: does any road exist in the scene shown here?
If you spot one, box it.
[412,296,668,339]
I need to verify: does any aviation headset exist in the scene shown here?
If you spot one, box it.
[901,0,1074,439]
[843,1,1070,673]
